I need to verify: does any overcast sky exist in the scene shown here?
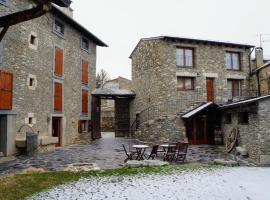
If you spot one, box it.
[72,0,270,80]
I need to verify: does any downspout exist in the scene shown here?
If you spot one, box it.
[248,47,255,75]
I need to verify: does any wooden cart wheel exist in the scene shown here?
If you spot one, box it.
[225,128,239,153]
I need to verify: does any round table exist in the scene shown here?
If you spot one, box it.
[133,145,149,160]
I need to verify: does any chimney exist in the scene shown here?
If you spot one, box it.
[255,47,264,68]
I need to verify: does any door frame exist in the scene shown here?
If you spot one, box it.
[52,117,62,146]
[206,78,214,102]
[192,116,207,144]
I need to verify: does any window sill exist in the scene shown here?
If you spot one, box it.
[177,65,194,68]
[81,47,90,53]
[52,30,65,39]
[177,89,195,91]
[226,68,241,71]
[54,74,64,80]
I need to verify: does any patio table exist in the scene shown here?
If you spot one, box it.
[132,145,149,160]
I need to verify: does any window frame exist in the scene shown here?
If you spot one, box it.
[81,37,90,52]
[227,79,242,99]
[53,17,65,38]
[176,47,195,67]
[238,112,249,125]
[226,51,241,70]
[177,76,195,91]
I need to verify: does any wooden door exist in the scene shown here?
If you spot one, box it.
[115,98,130,137]
[52,117,61,146]
[0,71,13,110]
[192,116,207,144]
[91,96,101,139]
[206,78,214,102]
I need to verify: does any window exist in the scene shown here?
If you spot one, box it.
[224,113,232,124]
[0,71,13,110]
[81,60,88,85]
[54,82,63,112]
[53,18,65,37]
[82,89,88,113]
[176,47,194,67]
[81,37,89,51]
[227,79,241,99]
[226,51,240,70]
[0,0,9,6]
[29,78,34,87]
[177,77,195,90]
[28,117,33,125]
[54,47,63,77]
[30,35,36,45]
[238,112,249,124]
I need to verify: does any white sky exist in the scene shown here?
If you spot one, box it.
[72,0,270,80]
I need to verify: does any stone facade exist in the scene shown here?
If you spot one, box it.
[130,37,253,141]
[0,0,105,155]
[221,98,270,164]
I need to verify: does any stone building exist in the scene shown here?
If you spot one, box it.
[101,76,132,132]
[0,0,107,156]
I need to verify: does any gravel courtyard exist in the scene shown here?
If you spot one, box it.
[28,167,270,200]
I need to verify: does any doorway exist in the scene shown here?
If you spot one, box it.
[52,117,61,146]
[192,116,207,144]
[206,78,214,102]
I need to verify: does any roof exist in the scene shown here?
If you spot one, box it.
[219,95,270,109]
[105,76,131,83]
[181,102,217,119]
[35,0,71,7]
[92,88,135,98]
[130,36,254,58]
[51,5,108,47]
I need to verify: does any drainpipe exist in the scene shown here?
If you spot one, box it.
[256,71,261,96]
[248,47,255,75]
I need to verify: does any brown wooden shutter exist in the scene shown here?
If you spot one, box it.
[82,60,88,84]
[82,89,88,113]
[0,71,13,110]
[54,82,62,112]
[54,47,63,76]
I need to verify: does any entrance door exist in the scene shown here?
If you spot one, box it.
[115,98,130,137]
[91,96,101,139]
[52,117,61,146]
[206,78,214,102]
[192,116,207,144]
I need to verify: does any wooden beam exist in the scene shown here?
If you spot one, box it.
[0,26,9,42]
[0,4,51,28]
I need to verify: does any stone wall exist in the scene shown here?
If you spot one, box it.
[130,38,252,141]
[221,99,270,164]
[0,0,97,150]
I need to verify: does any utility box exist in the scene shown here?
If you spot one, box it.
[26,132,38,155]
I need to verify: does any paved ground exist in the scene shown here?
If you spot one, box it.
[28,167,270,200]
[0,132,231,175]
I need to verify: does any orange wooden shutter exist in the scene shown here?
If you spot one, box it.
[54,47,63,76]
[54,82,62,112]
[82,60,88,84]
[82,89,88,113]
[0,71,13,110]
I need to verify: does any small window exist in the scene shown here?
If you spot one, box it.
[81,37,89,51]
[224,113,232,124]
[29,78,34,87]
[177,77,195,90]
[226,51,240,70]
[28,117,33,125]
[54,18,65,37]
[176,47,194,67]
[30,35,36,45]
[238,112,249,124]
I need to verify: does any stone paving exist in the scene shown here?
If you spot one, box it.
[0,132,232,175]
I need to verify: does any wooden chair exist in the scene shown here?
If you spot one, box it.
[122,144,136,162]
[175,143,188,162]
[147,145,159,160]
[163,144,177,162]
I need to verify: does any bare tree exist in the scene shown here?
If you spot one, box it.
[96,69,110,88]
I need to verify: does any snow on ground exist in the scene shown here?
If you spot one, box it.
[28,167,270,200]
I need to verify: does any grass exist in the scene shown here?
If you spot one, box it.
[0,164,221,200]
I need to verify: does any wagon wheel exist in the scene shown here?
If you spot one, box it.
[225,128,239,153]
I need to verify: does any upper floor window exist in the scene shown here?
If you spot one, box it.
[81,37,89,52]
[227,79,241,99]
[226,51,240,70]
[53,18,65,37]
[54,46,63,77]
[0,0,9,6]
[177,76,195,90]
[238,112,249,124]
[176,47,194,67]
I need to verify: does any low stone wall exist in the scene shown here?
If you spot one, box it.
[135,115,186,143]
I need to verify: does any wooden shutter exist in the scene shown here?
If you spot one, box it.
[88,120,92,132]
[82,89,88,113]
[82,60,88,84]
[54,47,63,76]
[54,82,62,112]
[0,71,13,110]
